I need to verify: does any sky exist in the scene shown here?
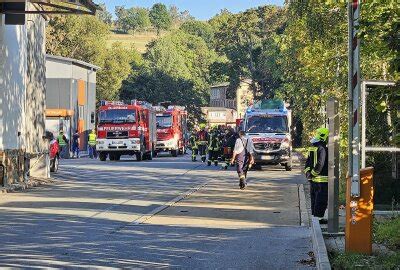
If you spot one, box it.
[97,0,285,20]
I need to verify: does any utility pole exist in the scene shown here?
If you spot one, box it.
[346,0,374,255]
[347,0,361,198]
[327,98,339,233]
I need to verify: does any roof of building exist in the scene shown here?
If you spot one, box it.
[46,54,101,71]
[1,0,98,15]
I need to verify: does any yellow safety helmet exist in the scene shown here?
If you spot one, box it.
[199,123,206,129]
[311,127,329,143]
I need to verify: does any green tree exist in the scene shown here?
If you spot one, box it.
[115,6,130,33]
[97,43,141,101]
[46,15,137,102]
[96,3,112,25]
[121,30,217,122]
[213,6,286,97]
[180,20,214,48]
[46,15,109,65]
[133,7,151,32]
[149,3,172,35]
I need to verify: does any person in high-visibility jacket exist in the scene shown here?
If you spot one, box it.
[196,124,209,163]
[57,130,69,159]
[304,127,329,223]
[207,127,221,166]
[88,129,97,159]
[189,131,198,162]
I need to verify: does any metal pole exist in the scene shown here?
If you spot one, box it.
[328,98,340,233]
[347,1,354,183]
[361,81,367,168]
[348,0,361,198]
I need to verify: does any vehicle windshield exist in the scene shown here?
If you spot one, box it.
[99,109,136,123]
[157,115,172,128]
[246,115,288,133]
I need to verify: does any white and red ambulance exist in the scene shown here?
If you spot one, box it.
[243,99,292,171]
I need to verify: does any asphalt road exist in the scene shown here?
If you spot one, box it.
[0,153,314,269]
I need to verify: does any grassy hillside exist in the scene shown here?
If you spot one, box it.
[107,31,161,53]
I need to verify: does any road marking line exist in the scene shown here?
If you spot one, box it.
[108,164,210,233]
[131,180,210,225]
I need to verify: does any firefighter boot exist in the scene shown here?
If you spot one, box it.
[207,160,212,166]
[201,156,206,163]
[214,160,218,166]
[192,155,196,162]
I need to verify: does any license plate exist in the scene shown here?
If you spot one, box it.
[261,156,272,160]
[112,141,123,145]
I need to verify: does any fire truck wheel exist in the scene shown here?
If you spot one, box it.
[136,152,143,161]
[99,153,107,161]
[171,150,178,157]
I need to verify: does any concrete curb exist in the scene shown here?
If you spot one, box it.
[299,184,309,227]
[0,177,55,196]
[311,217,331,270]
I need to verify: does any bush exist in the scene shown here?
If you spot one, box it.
[331,251,400,270]
[374,217,400,250]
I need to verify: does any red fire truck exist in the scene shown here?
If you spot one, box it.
[154,105,188,157]
[96,100,157,161]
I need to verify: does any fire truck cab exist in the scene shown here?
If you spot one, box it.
[96,100,157,161]
[155,106,188,157]
[243,99,292,171]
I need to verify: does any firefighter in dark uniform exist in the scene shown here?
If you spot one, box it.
[197,124,209,163]
[189,131,198,162]
[207,127,221,166]
[221,127,237,169]
[304,127,329,224]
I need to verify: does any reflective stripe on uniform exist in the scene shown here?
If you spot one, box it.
[311,169,319,177]
[88,133,97,146]
[308,147,318,167]
[307,146,327,182]
[312,176,328,183]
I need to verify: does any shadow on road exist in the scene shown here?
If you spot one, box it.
[0,157,312,269]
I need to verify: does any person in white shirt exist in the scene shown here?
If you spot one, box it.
[231,131,255,189]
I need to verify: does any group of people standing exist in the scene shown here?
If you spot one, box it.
[189,124,255,189]
[56,129,98,159]
[188,123,329,210]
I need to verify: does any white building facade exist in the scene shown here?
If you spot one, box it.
[0,4,48,186]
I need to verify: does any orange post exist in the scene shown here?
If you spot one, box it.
[345,167,374,254]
